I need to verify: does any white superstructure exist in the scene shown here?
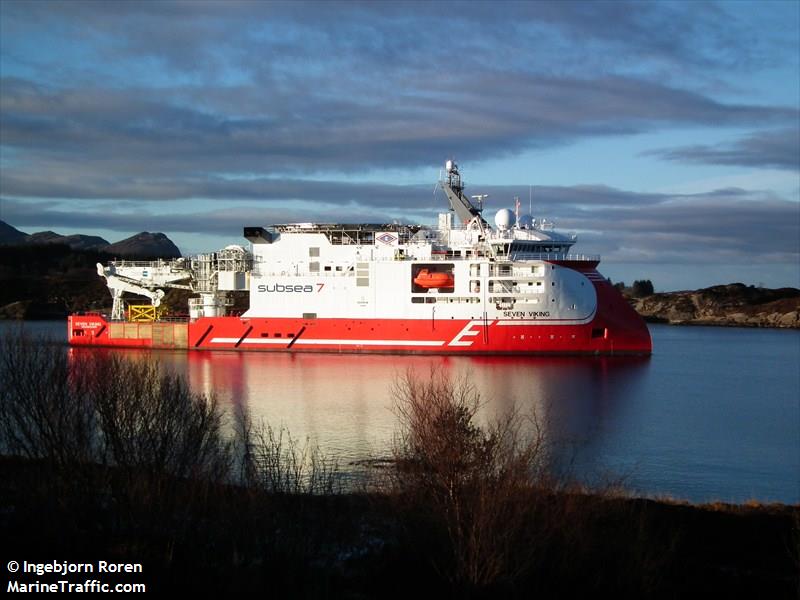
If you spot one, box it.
[243,161,599,324]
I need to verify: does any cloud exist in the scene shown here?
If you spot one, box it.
[1,1,798,286]
[4,184,797,266]
[1,198,413,237]
[643,128,800,171]
[1,73,796,195]
[5,1,795,79]
[2,1,798,187]
[0,168,433,207]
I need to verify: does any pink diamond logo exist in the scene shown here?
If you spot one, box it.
[376,233,397,245]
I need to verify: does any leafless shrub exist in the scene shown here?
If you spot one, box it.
[387,367,553,589]
[234,404,341,496]
[86,354,231,481]
[227,404,348,588]
[0,332,232,482]
[0,329,236,556]
[0,332,98,466]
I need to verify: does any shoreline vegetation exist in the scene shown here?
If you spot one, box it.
[1,332,797,597]
[1,243,799,328]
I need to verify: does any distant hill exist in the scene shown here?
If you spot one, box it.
[105,232,181,258]
[0,232,181,319]
[0,220,28,244]
[26,230,110,251]
[0,220,181,257]
[0,244,112,319]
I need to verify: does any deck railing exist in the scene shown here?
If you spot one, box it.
[508,252,600,262]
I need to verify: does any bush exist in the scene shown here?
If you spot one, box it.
[387,368,551,590]
[0,330,98,465]
[0,332,232,481]
[0,331,236,562]
[235,405,341,495]
[0,329,348,588]
[87,355,231,481]
[632,279,654,297]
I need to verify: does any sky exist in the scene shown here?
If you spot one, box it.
[1,0,798,291]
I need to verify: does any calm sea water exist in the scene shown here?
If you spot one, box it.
[3,321,798,504]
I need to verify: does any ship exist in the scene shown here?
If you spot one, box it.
[68,160,652,355]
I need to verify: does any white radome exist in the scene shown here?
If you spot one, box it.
[494,208,516,231]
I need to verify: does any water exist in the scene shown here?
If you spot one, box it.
[3,320,798,504]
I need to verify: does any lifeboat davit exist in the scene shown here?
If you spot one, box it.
[413,269,454,289]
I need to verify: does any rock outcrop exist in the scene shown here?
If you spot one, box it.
[631,283,800,329]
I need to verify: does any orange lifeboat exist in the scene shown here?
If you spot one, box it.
[413,269,455,289]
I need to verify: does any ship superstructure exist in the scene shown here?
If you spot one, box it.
[69,161,651,354]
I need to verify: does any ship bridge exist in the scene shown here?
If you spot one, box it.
[273,223,424,246]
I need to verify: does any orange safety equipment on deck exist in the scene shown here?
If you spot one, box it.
[413,269,455,289]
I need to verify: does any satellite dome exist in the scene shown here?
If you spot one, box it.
[518,214,533,229]
[494,208,516,231]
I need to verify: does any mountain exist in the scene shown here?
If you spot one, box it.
[0,220,28,244]
[0,220,181,257]
[1,220,109,250]
[105,232,181,258]
[26,230,110,251]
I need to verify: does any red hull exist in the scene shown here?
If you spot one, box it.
[68,280,651,355]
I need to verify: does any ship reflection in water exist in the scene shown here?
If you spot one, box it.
[149,350,651,482]
[47,321,800,504]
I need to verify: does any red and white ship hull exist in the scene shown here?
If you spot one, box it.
[69,277,651,355]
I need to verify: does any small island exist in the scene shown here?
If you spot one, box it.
[618,280,800,329]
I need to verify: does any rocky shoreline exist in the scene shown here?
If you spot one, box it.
[629,283,800,329]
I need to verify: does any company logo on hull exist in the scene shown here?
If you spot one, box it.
[448,320,494,346]
[257,283,324,293]
[376,233,398,245]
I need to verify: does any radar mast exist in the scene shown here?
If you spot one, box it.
[441,160,488,226]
